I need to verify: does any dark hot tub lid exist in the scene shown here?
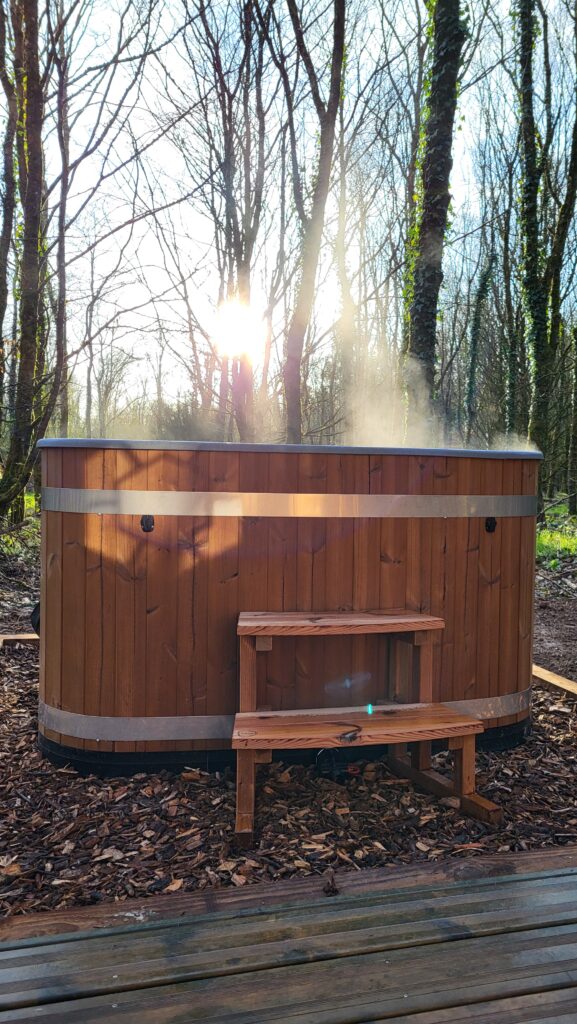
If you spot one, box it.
[37,438,543,460]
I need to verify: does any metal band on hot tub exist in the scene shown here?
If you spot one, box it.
[42,487,538,518]
[39,690,531,741]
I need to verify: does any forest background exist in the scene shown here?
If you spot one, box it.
[1,0,577,521]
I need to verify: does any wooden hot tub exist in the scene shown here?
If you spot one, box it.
[38,440,540,769]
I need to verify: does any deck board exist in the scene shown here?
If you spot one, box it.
[2,854,577,1021]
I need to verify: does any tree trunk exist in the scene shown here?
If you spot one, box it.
[334,98,356,441]
[517,0,551,466]
[466,254,493,444]
[406,0,466,402]
[55,1,70,438]
[0,4,17,435]
[0,0,45,517]
[283,0,345,444]
[569,328,577,516]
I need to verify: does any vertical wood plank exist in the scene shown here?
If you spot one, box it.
[518,460,538,723]
[239,636,257,712]
[406,456,425,613]
[129,452,149,753]
[449,459,480,703]
[83,448,105,752]
[370,454,406,610]
[207,451,240,725]
[98,451,119,752]
[430,457,449,702]
[41,449,63,745]
[438,457,458,703]
[145,450,179,752]
[351,455,380,703]
[60,449,86,752]
[39,451,48,732]
[296,452,327,708]
[114,450,147,754]
[325,454,360,707]
[239,453,269,710]
[266,454,298,709]
[495,459,523,728]
[477,458,503,705]
[462,459,481,700]
[176,450,210,751]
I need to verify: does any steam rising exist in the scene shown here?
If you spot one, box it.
[344,354,539,454]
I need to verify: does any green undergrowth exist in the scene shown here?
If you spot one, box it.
[0,514,40,565]
[536,498,577,568]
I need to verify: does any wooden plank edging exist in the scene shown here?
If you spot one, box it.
[0,633,39,649]
[533,663,577,698]
[2,846,577,945]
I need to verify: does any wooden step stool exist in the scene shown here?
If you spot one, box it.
[232,611,501,845]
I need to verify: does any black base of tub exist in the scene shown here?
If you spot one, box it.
[476,716,531,751]
[38,716,531,777]
[37,734,238,776]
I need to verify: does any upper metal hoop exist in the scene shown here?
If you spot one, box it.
[42,487,538,519]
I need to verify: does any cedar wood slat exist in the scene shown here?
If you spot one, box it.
[451,459,472,701]
[518,461,538,726]
[60,449,86,752]
[175,449,209,751]
[145,450,179,752]
[238,453,270,712]
[323,455,356,706]
[430,456,449,702]
[447,458,470,703]
[41,449,63,745]
[237,612,445,634]
[296,452,328,709]
[353,455,379,702]
[233,706,483,748]
[83,448,105,752]
[206,451,240,726]
[99,451,119,752]
[114,450,146,754]
[477,458,503,709]
[129,451,149,753]
[496,460,523,729]
[265,453,298,710]
[462,459,481,701]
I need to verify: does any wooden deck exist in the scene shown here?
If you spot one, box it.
[2,849,577,1021]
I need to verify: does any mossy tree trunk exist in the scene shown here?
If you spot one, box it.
[0,0,54,518]
[0,3,17,438]
[569,328,577,516]
[406,0,467,406]
[517,0,577,487]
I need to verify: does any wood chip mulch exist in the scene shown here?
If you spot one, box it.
[3,638,577,918]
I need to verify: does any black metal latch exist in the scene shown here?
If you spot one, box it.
[485,517,497,533]
[140,515,155,533]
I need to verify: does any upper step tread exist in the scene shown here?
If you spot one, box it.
[237,610,445,636]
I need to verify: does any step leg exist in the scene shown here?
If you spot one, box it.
[236,749,257,845]
[239,635,257,713]
[453,733,475,796]
[411,740,432,771]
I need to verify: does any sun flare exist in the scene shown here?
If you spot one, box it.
[211,299,266,363]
